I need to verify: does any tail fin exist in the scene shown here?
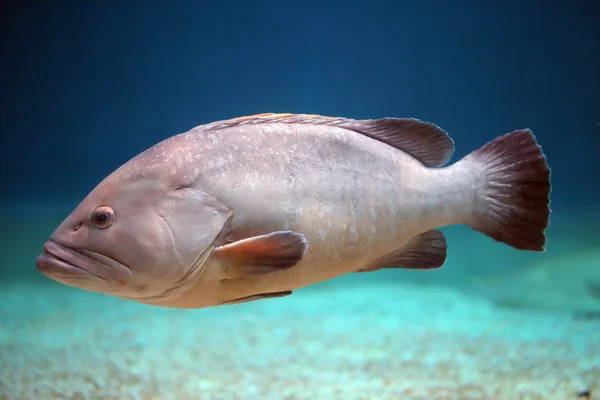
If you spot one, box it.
[464,129,551,251]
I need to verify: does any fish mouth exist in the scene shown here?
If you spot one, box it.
[36,240,132,285]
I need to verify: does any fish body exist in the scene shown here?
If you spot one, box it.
[36,114,551,309]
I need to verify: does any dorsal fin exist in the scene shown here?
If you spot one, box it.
[207,113,455,167]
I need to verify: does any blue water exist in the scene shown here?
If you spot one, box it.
[1,1,598,399]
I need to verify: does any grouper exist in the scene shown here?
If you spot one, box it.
[36,113,551,308]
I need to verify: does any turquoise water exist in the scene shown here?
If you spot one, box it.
[1,208,598,400]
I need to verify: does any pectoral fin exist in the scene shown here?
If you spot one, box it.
[215,231,308,280]
[357,229,447,272]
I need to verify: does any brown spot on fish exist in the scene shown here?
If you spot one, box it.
[357,229,447,272]
[215,231,308,280]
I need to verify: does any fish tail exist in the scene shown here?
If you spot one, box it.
[463,129,551,251]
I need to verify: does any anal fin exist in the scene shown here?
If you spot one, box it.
[357,229,447,272]
[221,291,292,305]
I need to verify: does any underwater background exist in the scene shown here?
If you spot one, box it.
[0,1,599,399]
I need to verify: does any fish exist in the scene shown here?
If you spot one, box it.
[35,113,551,309]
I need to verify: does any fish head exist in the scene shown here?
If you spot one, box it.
[36,166,233,301]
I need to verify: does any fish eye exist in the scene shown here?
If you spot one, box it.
[91,206,115,229]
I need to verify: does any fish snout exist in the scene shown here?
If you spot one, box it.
[37,240,132,285]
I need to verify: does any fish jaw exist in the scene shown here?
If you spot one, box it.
[36,240,132,286]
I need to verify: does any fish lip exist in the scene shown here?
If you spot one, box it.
[36,251,102,282]
[37,240,132,285]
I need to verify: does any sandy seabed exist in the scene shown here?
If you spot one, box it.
[0,279,598,400]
